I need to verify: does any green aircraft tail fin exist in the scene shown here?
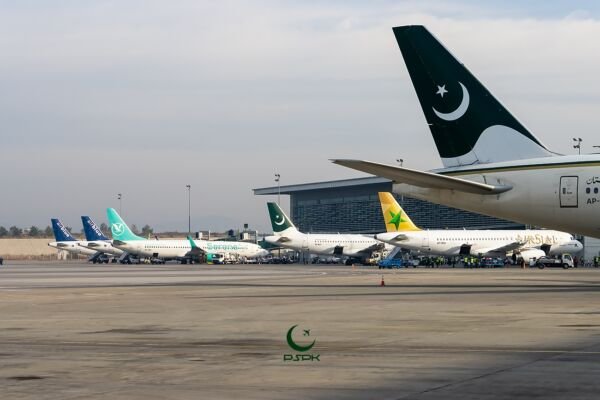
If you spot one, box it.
[267,202,296,233]
[393,25,553,167]
[106,208,144,241]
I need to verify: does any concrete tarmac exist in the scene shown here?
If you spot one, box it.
[2,262,600,399]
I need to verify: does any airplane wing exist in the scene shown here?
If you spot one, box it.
[361,241,386,253]
[331,160,512,195]
[476,241,524,255]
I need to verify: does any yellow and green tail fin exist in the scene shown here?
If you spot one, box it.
[378,192,420,232]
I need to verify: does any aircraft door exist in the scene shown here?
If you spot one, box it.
[559,176,578,208]
[421,233,430,251]
[302,238,309,251]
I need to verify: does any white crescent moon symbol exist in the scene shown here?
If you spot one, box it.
[432,82,470,121]
[274,215,286,226]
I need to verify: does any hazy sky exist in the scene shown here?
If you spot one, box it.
[2,0,600,233]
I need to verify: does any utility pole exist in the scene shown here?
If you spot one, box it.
[117,193,122,215]
[186,185,191,235]
[274,173,281,205]
[573,137,582,155]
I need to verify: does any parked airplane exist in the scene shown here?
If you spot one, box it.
[375,192,581,260]
[264,202,392,264]
[79,216,125,257]
[106,208,268,262]
[333,25,600,239]
[47,218,99,257]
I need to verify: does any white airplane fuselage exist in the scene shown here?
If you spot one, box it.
[375,229,581,257]
[265,231,391,258]
[395,155,600,239]
[79,241,124,256]
[48,241,98,256]
[113,239,268,259]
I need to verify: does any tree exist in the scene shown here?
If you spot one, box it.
[66,226,73,233]
[131,224,139,234]
[29,226,40,237]
[9,226,22,237]
[141,224,153,237]
[100,223,109,236]
[0,226,7,237]
[44,226,53,237]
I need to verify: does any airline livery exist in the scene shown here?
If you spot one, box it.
[107,208,268,262]
[375,192,581,260]
[334,25,600,239]
[48,218,99,257]
[264,202,392,264]
[79,216,124,257]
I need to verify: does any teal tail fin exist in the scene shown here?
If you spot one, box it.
[106,208,144,241]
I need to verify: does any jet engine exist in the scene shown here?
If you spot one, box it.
[518,249,546,262]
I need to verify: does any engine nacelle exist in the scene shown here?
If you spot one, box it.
[518,249,546,262]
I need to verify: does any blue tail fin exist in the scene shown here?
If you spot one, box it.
[81,216,109,241]
[51,218,77,242]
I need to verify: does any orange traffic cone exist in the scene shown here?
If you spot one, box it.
[380,275,385,287]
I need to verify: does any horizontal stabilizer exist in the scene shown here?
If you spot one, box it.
[331,159,512,195]
[387,234,409,242]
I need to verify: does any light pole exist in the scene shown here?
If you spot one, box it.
[186,185,191,235]
[573,137,582,155]
[274,173,281,205]
[117,193,122,215]
[396,160,404,206]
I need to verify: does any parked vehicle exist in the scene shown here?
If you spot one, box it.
[478,257,505,268]
[536,254,574,269]
[378,258,405,269]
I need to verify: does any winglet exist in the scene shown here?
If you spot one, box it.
[187,235,197,248]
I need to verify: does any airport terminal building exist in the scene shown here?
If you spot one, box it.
[254,177,525,234]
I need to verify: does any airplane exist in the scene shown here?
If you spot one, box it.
[78,216,125,258]
[375,192,582,261]
[48,218,100,258]
[264,202,392,264]
[333,25,600,239]
[107,208,269,263]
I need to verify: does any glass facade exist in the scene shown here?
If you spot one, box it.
[288,181,524,233]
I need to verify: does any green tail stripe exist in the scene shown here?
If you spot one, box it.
[106,208,144,241]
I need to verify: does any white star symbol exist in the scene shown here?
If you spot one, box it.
[436,84,448,98]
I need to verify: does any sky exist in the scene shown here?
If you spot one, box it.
[2,0,600,233]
